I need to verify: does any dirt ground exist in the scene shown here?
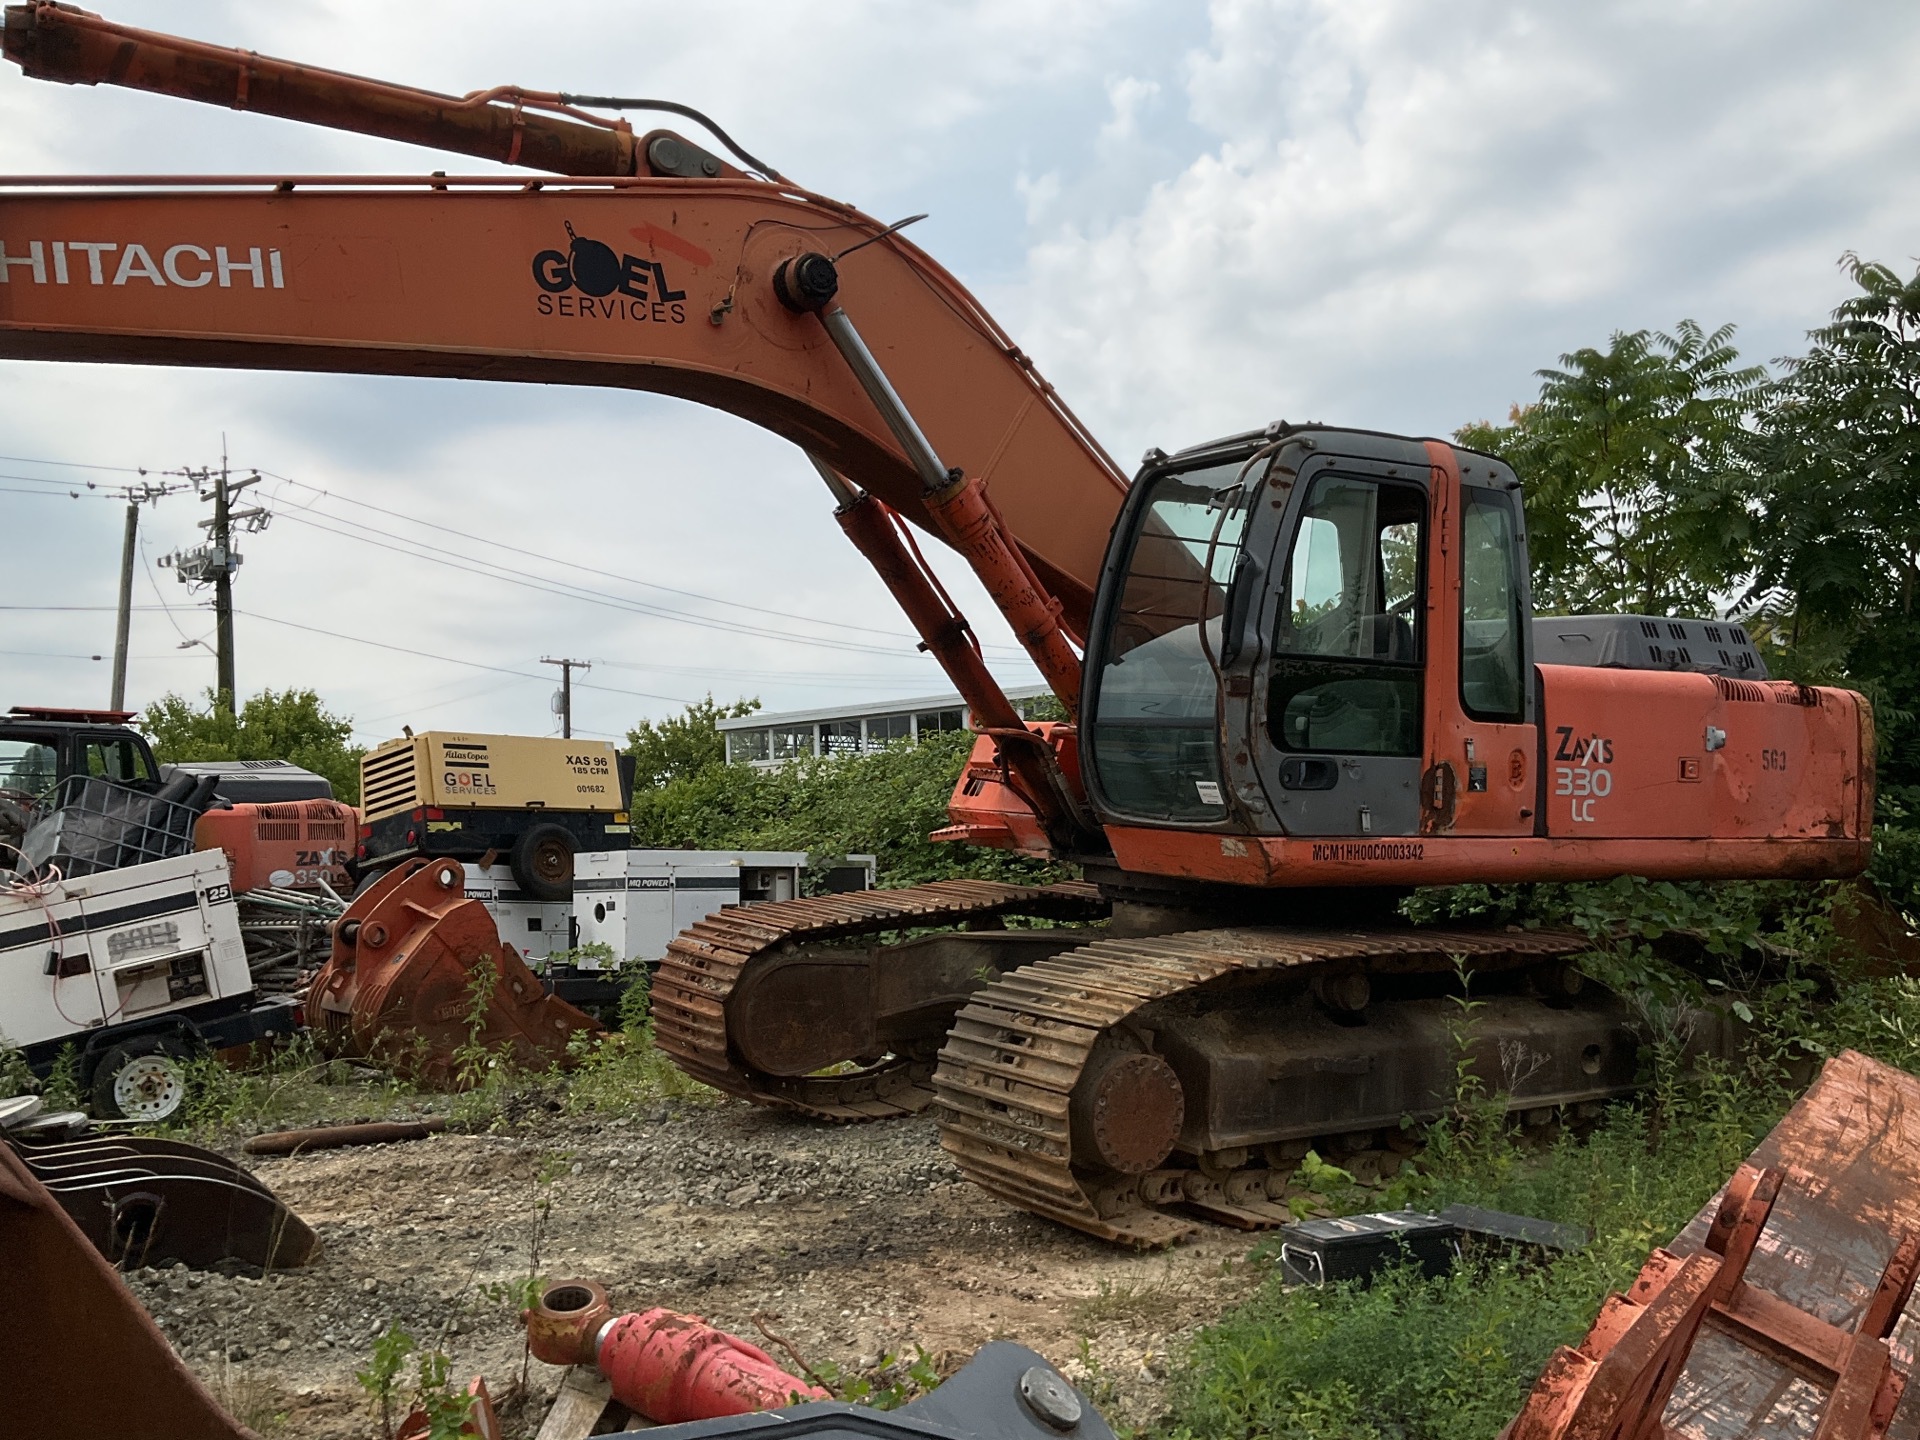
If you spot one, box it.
[128,1095,1270,1438]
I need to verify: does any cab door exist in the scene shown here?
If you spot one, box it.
[1419,448,1538,837]
[1254,460,1429,837]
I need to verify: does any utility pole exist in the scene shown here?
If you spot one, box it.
[542,657,590,739]
[162,446,268,715]
[108,479,172,712]
[110,500,138,712]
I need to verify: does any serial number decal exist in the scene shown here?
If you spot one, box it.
[1762,748,1789,772]
[203,884,232,905]
[1309,841,1425,862]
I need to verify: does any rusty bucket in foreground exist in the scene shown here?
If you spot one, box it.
[1506,1048,1920,1440]
[1,1140,252,1440]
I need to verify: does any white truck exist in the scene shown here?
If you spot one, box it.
[0,850,300,1120]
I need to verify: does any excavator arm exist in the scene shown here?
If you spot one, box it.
[0,3,1128,853]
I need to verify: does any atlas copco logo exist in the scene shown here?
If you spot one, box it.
[532,222,687,324]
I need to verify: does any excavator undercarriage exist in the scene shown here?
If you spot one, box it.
[654,876,1652,1246]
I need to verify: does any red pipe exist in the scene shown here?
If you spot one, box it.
[599,1309,829,1422]
[525,1281,827,1423]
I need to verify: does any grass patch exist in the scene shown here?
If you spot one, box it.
[175,1032,442,1143]
[1161,957,1920,1440]
[561,968,711,1115]
[164,967,709,1143]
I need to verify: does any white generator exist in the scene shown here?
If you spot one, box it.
[460,861,574,965]
[0,850,299,1120]
[571,849,804,969]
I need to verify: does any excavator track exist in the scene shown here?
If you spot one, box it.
[652,879,1107,1122]
[935,926,1595,1247]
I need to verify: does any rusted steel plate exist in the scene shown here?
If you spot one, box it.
[1662,1050,1920,1439]
[1509,1050,1920,1440]
[13,1132,317,1271]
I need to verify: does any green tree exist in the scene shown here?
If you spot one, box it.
[1745,255,1920,662]
[142,687,367,803]
[1742,256,1920,898]
[624,694,759,789]
[629,729,1064,888]
[1458,321,1765,615]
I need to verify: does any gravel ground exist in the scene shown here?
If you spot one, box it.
[126,1095,1268,1438]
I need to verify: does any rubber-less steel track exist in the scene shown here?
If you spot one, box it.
[652,879,1106,1122]
[934,925,1591,1247]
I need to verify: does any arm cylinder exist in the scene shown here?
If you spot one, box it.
[804,291,1085,712]
[820,467,1097,853]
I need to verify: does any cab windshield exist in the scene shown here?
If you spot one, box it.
[1088,458,1252,821]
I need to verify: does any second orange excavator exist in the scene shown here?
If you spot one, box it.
[0,4,1873,1245]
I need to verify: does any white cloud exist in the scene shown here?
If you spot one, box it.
[1016,0,1920,460]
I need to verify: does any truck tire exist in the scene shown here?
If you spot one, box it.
[511,823,574,902]
[91,1034,192,1123]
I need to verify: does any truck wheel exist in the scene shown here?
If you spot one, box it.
[511,823,574,902]
[91,1035,192,1123]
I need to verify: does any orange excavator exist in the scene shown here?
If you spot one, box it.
[1,6,1873,1245]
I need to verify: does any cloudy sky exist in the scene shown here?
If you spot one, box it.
[5,1,1918,748]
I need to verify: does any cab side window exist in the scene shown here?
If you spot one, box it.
[1268,476,1426,757]
[1460,487,1527,721]
[82,739,156,785]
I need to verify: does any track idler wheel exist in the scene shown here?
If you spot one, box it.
[1070,1046,1184,1176]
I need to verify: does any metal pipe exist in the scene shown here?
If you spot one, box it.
[805,452,861,510]
[2,2,642,176]
[816,307,953,493]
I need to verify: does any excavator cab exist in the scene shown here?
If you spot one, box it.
[1083,426,1531,843]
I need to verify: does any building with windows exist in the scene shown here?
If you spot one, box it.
[718,686,1055,768]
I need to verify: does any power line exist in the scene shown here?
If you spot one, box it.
[0,453,159,474]
[7,448,1035,663]
[262,469,1005,652]
[230,607,696,705]
[267,506,956,660]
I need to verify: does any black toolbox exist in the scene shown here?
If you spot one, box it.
[1276,1210,1460,1287]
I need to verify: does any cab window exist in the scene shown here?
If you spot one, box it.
[81,738,156,785]
[1460,487,1526,721]
[1269,476,1425,756]
[0,739,59,797]
[1088,459,1251,821]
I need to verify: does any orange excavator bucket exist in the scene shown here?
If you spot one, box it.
[309,859,601,1086]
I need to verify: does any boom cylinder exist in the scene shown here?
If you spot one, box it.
[818,462,1096,852]
[1,3,641,174]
